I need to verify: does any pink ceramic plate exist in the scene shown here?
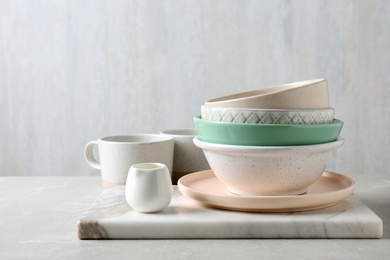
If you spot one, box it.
[178,170,355,213]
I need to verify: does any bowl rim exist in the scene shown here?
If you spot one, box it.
[200,105,335,113]
[205,79,326,104]
[194,115,343,128]
[193,136,345,153]
[160,128,198,137]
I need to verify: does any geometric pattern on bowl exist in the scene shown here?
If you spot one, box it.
[201,106,335,124]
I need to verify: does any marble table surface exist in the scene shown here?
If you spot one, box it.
[1,173,389,259]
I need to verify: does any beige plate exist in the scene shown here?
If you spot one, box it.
[178,170,355,213]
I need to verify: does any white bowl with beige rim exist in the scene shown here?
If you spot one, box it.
[201,106,335,124]
[204,79,329,109]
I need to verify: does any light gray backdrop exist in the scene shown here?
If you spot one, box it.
[1,0,389,177]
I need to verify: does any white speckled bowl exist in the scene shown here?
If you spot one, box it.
[201,106,335,124]
[193,136,344,196]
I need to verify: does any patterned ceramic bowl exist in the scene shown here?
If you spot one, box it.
[193,136,344,196]
[201,106,335,124]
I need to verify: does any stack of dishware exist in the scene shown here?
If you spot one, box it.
[193,79,344,196]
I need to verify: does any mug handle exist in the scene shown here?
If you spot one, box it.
[84,141,101,170]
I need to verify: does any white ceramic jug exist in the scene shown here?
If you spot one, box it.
[125,163,172,213]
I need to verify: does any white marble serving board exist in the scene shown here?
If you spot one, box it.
[78,186,383,239]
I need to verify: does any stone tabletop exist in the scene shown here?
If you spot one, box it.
[1,174,389,259]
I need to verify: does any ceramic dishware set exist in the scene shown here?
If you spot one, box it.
[191,79,345,196]
[79,79,383,240]
[84,79,349,213]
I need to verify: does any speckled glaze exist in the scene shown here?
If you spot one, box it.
[160,129,210,184]
[193,136,344,196]
[204,79,329,109]
[84,135,174,189]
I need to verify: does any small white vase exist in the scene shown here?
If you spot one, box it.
[125,163,172,213]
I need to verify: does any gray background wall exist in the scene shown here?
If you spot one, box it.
[1,0,389,177]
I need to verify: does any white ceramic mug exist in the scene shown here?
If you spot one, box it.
[84,135,174,189]
[125,163,172,213]
[160,129,210,184]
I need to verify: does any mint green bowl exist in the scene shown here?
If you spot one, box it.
[193,116,343,146]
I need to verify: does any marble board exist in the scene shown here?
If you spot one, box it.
[78,186,383,239]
